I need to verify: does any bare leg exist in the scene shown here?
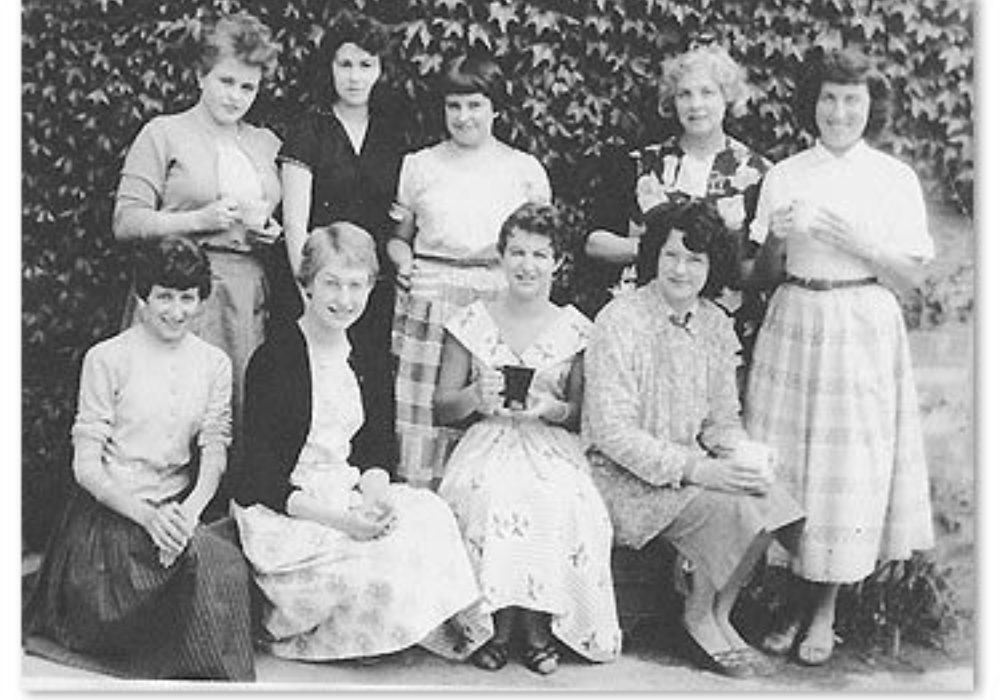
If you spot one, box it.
[714,531,772,650]
[797,583,839,665]
[682,565,731,656]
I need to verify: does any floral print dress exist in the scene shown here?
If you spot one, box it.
[234,340,490,661]
[437,302,622,662]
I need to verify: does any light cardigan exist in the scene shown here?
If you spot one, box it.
[115,106,281,251]
[582,286,745,547]
[750,140,934,280]
[72,325,232,504]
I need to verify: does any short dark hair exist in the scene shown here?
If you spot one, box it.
[793,48,892,139]
[311,10,391,106]
[636,199,736,298]
[497,202,569,259]
[196,11,280,77]
[438,53,506,109]
[134,236,212,301]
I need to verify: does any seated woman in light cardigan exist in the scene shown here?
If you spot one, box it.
[583,199,804,678]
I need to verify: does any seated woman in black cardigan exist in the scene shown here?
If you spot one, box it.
[232,222,490,662]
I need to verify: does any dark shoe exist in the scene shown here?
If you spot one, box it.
[522,642,559,675]
[682,630,754,679]
[471,639,509,671]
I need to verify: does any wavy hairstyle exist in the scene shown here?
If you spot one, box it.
[134,236,212,300]
[636,198,737,298]
[658,44,750,122]
[310,10,392,107]
[297,221,379,289]
[793,48,892,139]
[195,11,280,77]
[497,201,571,261]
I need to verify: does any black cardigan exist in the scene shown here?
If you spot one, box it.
[233,321,394,514]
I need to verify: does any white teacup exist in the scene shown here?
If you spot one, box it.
[359,468,393,515]
[790,199,819,236]
[239,199,270,232]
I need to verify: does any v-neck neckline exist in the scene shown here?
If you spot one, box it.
[483,301,564,363]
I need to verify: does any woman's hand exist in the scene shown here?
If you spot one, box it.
[515,394,571,425]
[144,501,195,557]
[808,207,879,263]
[387,238,414,292]
[342,506,397,542]
[769,204,800,240]
[474,368,505,416]
[246,217,282,247]
[688,457,773,495]
[192,196,241,233]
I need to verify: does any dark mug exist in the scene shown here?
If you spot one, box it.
[501,365,535,409]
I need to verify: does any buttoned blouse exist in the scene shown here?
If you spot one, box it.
[750,141,935,280]
[115,106,282,252]
[582,286,744,547]
[71,326,232,504]
[394,139,551,260]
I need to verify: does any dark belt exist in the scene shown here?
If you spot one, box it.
[785,275,878,291]
[414,252,499,268]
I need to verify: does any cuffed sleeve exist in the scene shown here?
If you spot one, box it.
[70,345,117,445]
[197,351,233,449]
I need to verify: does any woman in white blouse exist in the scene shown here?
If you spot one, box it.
[387,53,551,486]
[23,237,254,680]
[745,49,935,667]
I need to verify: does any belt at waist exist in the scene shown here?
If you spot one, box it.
[784,275,878,291]
[414,252,499,268]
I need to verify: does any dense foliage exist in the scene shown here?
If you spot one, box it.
[22,0,974,648]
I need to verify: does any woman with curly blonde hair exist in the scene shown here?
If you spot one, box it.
[585,40,771,373]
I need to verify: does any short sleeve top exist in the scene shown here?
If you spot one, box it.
[394,139,551,260]
[750,141,934,279]
[71,326,232,503]
[278,106,406,252]
[115,106,282,251]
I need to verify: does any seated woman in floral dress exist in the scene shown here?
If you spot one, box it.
[23,237,254,680]
[435,203,622,675]
[583,199,804,678]
[232,222,490,662]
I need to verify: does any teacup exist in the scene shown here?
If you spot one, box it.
[501,365,535,410]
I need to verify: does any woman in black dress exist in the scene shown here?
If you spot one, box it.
[277,9,407,473]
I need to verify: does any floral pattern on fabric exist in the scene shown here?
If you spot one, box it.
[438,302,622,662]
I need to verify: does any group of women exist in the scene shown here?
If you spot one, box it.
[23,8,935,684]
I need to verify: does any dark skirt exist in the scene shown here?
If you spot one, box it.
[23,490,255,681]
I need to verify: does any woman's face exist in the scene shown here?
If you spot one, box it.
[815,81,870,154]
[500,228,559,300]
[142,285,203,345]
[674,68,727,140]
[305,255,374,331]
[655,229,709,312]
[331,42,381,108]
[445,92,495,148]
[198,54,262,127]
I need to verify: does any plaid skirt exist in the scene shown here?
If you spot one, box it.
[22,490,255,680]
[392,258,507,485]
[745,283,935,583]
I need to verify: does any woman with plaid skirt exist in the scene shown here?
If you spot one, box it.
[745,49,935,667]
[23,238,255,680]
[386,53,551,487]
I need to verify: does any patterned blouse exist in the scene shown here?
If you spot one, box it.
[582,285,746,548]
[587,135,771,341]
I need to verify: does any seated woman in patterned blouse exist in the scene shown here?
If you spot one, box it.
[583,199,804,679]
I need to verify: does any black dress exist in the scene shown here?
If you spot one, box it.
[273,105,408,475]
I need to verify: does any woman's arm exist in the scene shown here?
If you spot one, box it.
[281,160,313,276]
[386,214,416,291]
[433,332,502,425]
[585,230,640,265]
[286,490,390,541]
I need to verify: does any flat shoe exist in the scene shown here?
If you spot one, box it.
[796,629,836,666]
[522,642,559,675]
[733,647,777,676]
[471,639,509,671]
[681,630,753,679]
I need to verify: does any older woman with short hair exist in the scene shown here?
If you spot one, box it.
[586,42,771,368]
[23,237,254,680]
[114,11,282,451]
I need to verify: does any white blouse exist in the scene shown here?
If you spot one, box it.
[750,141,934,280]
[394,139,551,260]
